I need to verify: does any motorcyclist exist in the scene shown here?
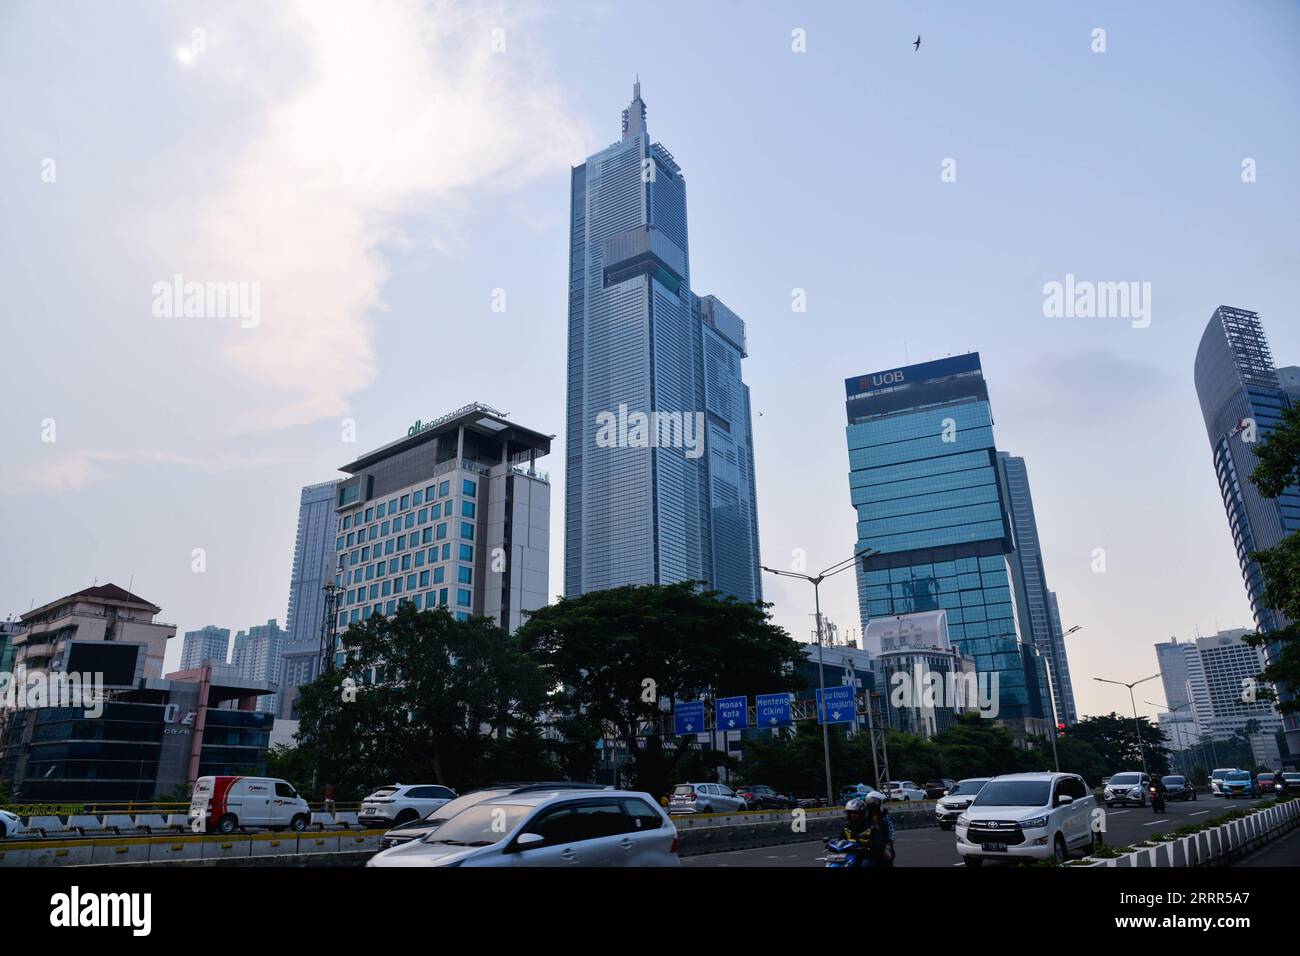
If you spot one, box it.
[864,795,896,865]
[1149,774,1167,812]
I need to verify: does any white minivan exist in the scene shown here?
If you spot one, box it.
[189,775,311,834]
[955,772,1098,866]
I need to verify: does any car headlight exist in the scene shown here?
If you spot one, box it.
[1020,815,1049,829]
[957,814,970,827]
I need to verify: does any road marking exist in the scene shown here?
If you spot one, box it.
[1143,819,1166,826]
[1109,810,1130,816]
[1191,811,1208,816]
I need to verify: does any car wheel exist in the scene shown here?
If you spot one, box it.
[216,814,238,835]
[738,802,748,812]
[1053,834,1067,863]
[290,814,309,833]
[903,796,910,802]
[394,809,419,826]
[963,856,983,867]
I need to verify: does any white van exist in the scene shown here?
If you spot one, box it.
[189,775,311,834]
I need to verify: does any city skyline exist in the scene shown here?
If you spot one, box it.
[2,2,1298,724]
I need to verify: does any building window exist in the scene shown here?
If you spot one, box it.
[436,523,448,541]
[462,501,476,518]
[400,495,410,510]
[463,479,476,498]
[413,490,423,505]
[460,522,474,540]
[458,566,472,585]
[457,588,472,607]
[434,566,445,584]
[439,481,450,498]
[459,544,473,562]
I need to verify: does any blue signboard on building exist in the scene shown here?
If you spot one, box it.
[673,699,706,735]
[816,685,857,725]
[755,692,793,728]
[715,696,748,731]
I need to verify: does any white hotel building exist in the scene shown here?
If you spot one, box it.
[329,403,551,653]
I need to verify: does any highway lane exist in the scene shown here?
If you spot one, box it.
[682,796,1272,867]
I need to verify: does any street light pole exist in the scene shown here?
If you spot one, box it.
[762,548,877,808]
[1094,674,1160,777]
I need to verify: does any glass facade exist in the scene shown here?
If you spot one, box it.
[846,354,1050,725]
[998,453,1079,725]
[564,82,761,602]
[1193,306,1300,746]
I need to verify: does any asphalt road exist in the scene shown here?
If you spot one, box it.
[682,796,1272,867]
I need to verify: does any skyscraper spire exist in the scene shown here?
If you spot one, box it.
[621,76,647,140]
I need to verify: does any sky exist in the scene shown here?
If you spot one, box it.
[1,0,1298,722]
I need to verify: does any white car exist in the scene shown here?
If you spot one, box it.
[1210,768,1240,798]
[668,783,747,814]
[1103,771,1151,807]
[367,790,679,867]
[955,772,1098,866]
[885,780,928,801]
[360,784,458,827]
[0,809,25,839]
[935,777,990,830]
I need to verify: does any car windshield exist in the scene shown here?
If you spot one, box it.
[1162,776,1184,785]
[1226,772,1251,781]
[672,785,695,796]
[369,787,400,798]
[949,779,989,796]
[1110,773,1142,785]
[423,803,531,845]
[971,780,1051,808]
[422,789,509,823]
[1258,774,1274,781]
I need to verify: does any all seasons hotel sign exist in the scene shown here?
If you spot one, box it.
[405,403,494,438]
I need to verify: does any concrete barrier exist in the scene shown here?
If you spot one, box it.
[148,835,205,863]
[26,840,95,866]
[249,832,296,858]
[90,836,153,865]
[297,833,341,855]
[202,835,253,861]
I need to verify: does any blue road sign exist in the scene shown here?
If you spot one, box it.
[817,685,857,724]
[715,696,748,732]
[674,699,706,736]
[755,692,793,728]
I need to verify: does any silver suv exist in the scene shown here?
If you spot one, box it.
[668,783,747,814]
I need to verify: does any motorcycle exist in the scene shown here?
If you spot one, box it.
[1149,785,1166,814]
[824,838,864,867]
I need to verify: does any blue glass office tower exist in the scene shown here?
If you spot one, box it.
[1194,305,1300,749]
[997,452,1079,725]
[845,354,1051,736]
[278,479,340,718]
[565,82,761,602]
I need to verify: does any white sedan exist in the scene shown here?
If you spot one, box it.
[0,809,26,839]
[886,781,929,801]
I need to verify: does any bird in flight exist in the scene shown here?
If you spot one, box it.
[914,35,921,51]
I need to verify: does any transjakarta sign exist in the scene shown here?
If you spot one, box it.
[845,353,981,397]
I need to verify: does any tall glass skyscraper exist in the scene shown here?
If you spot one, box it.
[1193,305,1300,748]
[565,82,760,601]
[278,479,340,719]
[845,353,1051,737]
[997,452,1079,725]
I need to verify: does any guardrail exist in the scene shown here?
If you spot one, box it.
[1076,796,1300,868]
[0,829,386,867]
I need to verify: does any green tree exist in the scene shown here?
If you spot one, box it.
[1065,713,1171,777]
[929,714,1033,779]
[518,582,805,799]
[295,604,551,798]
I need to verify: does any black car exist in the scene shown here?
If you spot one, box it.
[923,779,957,800]
[1161,775,1197,801]
[733,784,794,810]
[378,782,610,849]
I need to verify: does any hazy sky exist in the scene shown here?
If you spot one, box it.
[2,1,1297,721]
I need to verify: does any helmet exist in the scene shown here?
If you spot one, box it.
[845,798,866,813]
[864,794,883,810]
